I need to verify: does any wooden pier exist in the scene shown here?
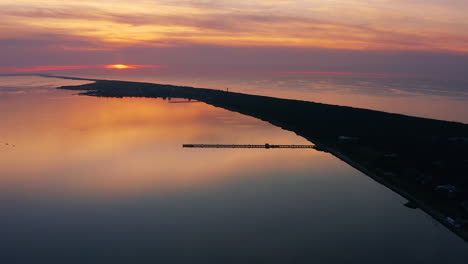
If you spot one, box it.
[169,100,201,103]
[183,144,315,149]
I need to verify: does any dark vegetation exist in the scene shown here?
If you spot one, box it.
[59,79,468,242]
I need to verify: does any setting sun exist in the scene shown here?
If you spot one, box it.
[105,64,136,69]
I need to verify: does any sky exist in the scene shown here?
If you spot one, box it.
[1,0,468,76]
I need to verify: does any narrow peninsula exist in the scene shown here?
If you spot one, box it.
[56,77,468,242]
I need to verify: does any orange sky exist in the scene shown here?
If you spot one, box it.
[1,0,468,52]
[1,1,468,76]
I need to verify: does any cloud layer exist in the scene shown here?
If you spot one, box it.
[1,0,468,76]
[1,0,468,52]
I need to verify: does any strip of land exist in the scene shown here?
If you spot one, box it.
[54,76,468,242]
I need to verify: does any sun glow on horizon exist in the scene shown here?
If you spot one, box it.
[0,64,163,73]
[105,64,136,69]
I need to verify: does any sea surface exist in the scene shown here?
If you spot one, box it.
[66,70,468,123]
[0,75,467,263]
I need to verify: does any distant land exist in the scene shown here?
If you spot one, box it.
[53,76,468,242]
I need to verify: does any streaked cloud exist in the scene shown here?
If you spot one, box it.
[0,64,163,72]
[1,0,467,53]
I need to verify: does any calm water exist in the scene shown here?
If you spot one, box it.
[64,70,468,123]
[1,76,467,263]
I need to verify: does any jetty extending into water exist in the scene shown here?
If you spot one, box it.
[53,76,468,242]
[183,144,316,149]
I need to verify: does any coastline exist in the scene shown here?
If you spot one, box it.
[52,76,468,243]
[309,138,468,243]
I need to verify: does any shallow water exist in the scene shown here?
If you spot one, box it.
[0,76,467,263]
[64,71,468,123]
